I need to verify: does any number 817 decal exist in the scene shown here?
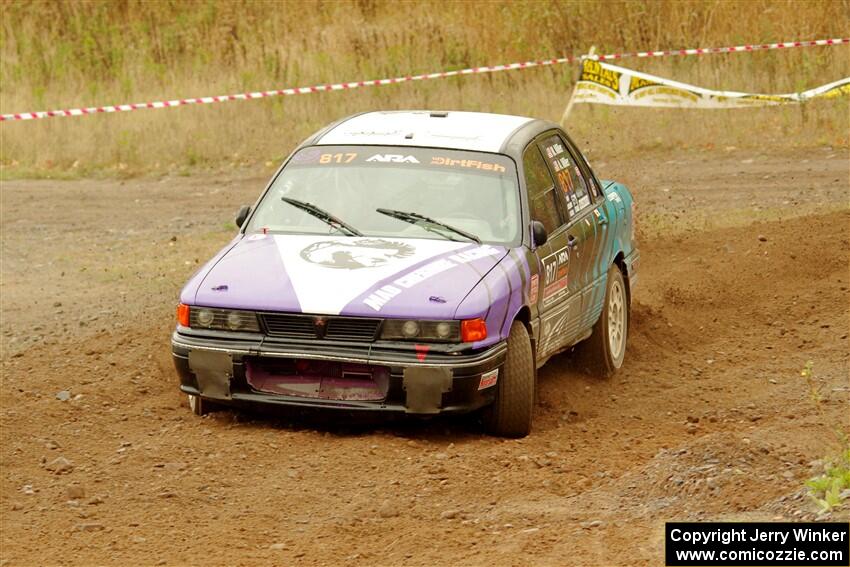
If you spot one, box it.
[319,153,357,164]
[541,247,570,306]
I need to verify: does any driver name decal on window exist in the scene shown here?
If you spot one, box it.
[542,135,592,216]
[544,142,564,158]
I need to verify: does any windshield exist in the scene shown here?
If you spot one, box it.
[246,145,521,244]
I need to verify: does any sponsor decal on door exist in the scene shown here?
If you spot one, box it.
[541,246,570,307]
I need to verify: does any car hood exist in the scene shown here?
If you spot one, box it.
[190,233,509,319]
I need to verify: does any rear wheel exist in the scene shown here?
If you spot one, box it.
[576,265,629,377]
[483,321,535,438]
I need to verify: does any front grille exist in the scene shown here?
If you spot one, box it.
[261,313,316,337]
[260,313,381,342]
[325,318,381,341]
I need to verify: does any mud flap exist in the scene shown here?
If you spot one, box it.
[188,350,233,400]
[402,367,452,414]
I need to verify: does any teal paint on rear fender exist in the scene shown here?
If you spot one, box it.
[600,180,637,266]
[596,179,638,306]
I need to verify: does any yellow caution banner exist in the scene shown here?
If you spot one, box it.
[574,59,850,108]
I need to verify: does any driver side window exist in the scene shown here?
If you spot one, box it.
[539,133,593,218]
[523,144,564,235]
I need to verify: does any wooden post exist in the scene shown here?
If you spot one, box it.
[560,46,596,128]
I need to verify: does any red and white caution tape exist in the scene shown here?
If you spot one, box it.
[593,37,848,60]
[2,37,847,122]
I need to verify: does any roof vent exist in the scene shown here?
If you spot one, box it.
[429,111,449,118]
[404,132,414,139]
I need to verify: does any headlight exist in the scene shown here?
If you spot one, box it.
[401,320,420,338]
[381,320,460,342]
[226,311,244,331]
[188,307,260,332]
[196,309,214,327]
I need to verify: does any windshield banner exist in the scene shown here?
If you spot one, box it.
[288,146,516,176]
[573,59,850,108]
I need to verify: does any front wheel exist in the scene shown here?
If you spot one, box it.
[576,265,629,377]
[482,321,535,438]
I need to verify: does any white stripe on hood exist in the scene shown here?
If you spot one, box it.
[274,235,469,315]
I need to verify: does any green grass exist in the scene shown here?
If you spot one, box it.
[800,361,850,514]
[807,449,850,513]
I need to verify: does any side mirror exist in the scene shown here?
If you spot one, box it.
[235,205,252,229]
[531,220,548,247]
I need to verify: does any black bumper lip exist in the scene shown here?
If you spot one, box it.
[171,330,506,414]
[176,385,485,414]
[171,330,507,368]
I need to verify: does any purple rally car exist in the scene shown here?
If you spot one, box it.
[172,111,639,437]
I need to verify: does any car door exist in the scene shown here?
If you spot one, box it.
[562,135,612,329]
[537,132,603,335]
[521,138,583,359]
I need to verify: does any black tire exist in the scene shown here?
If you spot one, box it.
[576,264,629,377]
[483,321,535,438]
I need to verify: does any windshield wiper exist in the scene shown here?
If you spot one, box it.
[376,208,480,244]
[281,197,362,236]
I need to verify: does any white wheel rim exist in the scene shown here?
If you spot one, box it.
[608,279,626,361]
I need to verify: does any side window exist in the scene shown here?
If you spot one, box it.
[522,145,564,234]
[539,133,593,217]
[565,138,601,200]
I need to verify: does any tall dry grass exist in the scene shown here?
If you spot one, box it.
[1,0,848,176]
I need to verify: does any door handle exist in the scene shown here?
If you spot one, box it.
[567,235,578,248]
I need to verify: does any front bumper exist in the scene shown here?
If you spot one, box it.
[171,329,506,415]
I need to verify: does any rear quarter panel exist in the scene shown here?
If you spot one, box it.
[600,180,638,286]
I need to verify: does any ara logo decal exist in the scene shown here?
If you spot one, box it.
[366,154,420,164]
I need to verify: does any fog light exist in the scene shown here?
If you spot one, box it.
[401,320,420,338]
[197,309,214,327]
